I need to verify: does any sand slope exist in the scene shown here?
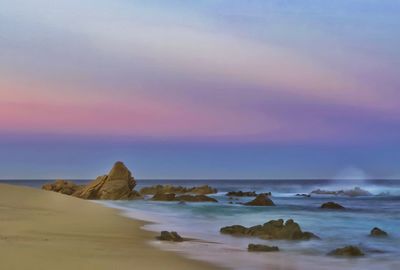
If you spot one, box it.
[0,184,221,270]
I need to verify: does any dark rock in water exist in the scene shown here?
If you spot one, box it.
[73,161,142,200]
[140,184,217,195]
[42,180,83,195]
[151,193,217,203]
[296,193,311,198]
[157,231,184,242]
[320,202,345,209]
[370,227,388,237]
[152,193,176,201]
[175,194,217,203]
[311,187,371,197]
[226,191,257,197]
[220,219,319,240]
[329,246,364,257]
[248,244,279,252]
[244,194,275,206]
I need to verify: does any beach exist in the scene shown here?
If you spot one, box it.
[0,183,221,270]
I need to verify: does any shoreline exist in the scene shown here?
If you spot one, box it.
[0,184,223,270]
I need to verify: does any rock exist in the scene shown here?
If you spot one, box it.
[42,180,83,195]
[226,191,257,197]
[157,231,184,242]
[248,244,279,252]
[320,202,345,209]
[370,227,388,237]
[175,194,218,203]
[296,193,311,198]
[140,184,217,195]
[244,194,275,206]
[151,193,217,203]
[152,193,176,201]
[311,187,372,197]
[73,161,141,200]
[220,219,319,240]
[328,246,364,257]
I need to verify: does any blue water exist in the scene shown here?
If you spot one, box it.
[4,179,400,270]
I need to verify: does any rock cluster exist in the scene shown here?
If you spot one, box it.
[157,231,184,242]
[311,187,371,197]
[152,193,218,203]
[42,180,83,195]
[370,227,388,237]
[226,191,257,197]
[328,246,364,257]
[220,219,319,240]
[42,161,141,200]
[244,194,275,206]
[140,184,217,195]
[248,244,279,252]
[320,202,345,209]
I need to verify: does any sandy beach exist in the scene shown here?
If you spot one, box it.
[0,184,221,270]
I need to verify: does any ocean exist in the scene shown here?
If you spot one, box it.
[3,179,400,270]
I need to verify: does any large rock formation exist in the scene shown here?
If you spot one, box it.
[370,227,388,237]
[248,244,279,252]
[311,187,371,197]
[151,193,217,203]
[328,246,364,257]
[42,180,83,195]
[320,202,345,209]
[73,161,141,200]
[220,219,319,240]
[226,191,257,197]
[244,194,275,206]
[140,184,217,195]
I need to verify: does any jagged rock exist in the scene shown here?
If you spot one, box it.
[311,187,372,197]
[248,244,279,252]
[140,184,217,195]
[329,246,364,256]
[42,180,83,195]
[151,193,217,203]
[370,227,388,237]
[321,202,345,209]
[157,231,184,242]
[220,219,319,240]
[73,161,141,200]
[226,191,257,197]
[244,194,275,206]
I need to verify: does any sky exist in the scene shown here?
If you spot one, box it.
[0,0,399,179]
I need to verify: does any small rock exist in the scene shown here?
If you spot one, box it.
[329,246,364,257]
[244,194,275,206]
[248,244,279,252]
[321,202,345,209]
[157,231,184,242]
[370,227,388,237]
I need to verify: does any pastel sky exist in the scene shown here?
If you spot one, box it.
[1,0,399,179]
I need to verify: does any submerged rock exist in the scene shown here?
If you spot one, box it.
[220,219,319,240]
[311,187,372,197]
[329,246,364,257]
[295,193,311,198]
[320,202,345,209]
[248,244,279,252]
[244,194,275,206]
[226,191,257,197]
[370,227,388,237]
[42,180,83,195]
[73,161,142,200]
[151,193,217,203]
[157,231,184,242]
[140,184,217,195]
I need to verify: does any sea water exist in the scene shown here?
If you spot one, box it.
[7,179,400,270]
